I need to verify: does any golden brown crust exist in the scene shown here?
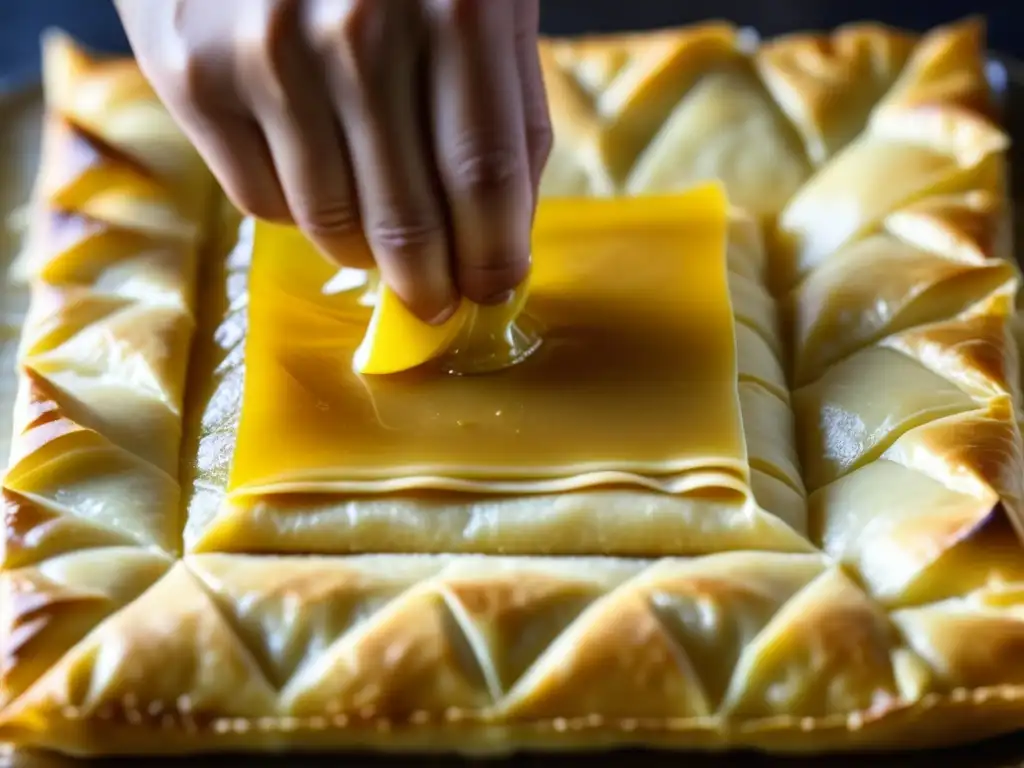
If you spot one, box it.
[3,15,1024,758]
[538,22,810,215]
[756,23,917,165]
[1,38,215,570]
[4,552,1024,755]
[776,19,1008,287]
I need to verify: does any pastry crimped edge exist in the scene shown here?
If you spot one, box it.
[3,16,1024,759]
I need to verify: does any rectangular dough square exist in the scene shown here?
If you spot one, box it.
[179,203,805,556]
[231,189,747,500]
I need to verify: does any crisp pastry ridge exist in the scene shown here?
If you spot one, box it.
[2,16,1024,759]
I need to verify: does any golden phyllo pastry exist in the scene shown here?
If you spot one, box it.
[3,32,215,570]
[2,15,1024,760]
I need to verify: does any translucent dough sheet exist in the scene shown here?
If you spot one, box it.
[7,20,1024,768]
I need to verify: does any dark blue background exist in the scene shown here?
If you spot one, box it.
[1,0,1020,93]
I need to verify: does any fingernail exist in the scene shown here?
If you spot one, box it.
[426,302,459,326]
[480,290,515,306]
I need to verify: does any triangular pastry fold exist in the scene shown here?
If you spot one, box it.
[756,23,917,164]
[539,23,810,214]
[3,36,215,573]
[41,30,209,203]
[500,586,714,719]
[0,561,280,746]
[0,547,170,706]
[37,119,197,244]
[186,553,444,691]
[720,568,905,718]
[776,20,1008,286]
[893,586,1024,691]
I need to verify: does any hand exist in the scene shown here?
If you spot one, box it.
[114,0,552,323]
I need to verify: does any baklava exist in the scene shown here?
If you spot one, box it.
[2,16,1024,757]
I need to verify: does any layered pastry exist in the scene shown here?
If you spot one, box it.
[2,16,1024,758]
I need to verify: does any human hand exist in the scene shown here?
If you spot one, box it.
[114,0,551,323]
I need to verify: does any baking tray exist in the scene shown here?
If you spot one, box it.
[3,37,1024,768]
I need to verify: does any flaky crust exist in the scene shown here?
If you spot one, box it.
[4,550,1024,757]
[3,16,1024,758]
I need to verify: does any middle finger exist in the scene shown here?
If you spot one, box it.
[304,0,457,323]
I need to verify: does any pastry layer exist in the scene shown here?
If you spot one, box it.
[4,16,1024,759]
[232,189,749,500]
[1,33,216,569]
[5,550,1024,756]
[777,21,1024,608]
[538,23,811,215]
[176,28,809,553]
[183,203,805,556]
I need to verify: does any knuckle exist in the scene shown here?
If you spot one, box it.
[311,0,389,87]
[338,0,386,40]
[174,48,247,118]
[448,142,525,198]
[460,258,529,300]
[227,183,289,222]
[177,51,223,108]
[528,119,554,167]
[294,200,361,238]
[234,0,302,104]
[244,198,290,223]
[368,218,446,262]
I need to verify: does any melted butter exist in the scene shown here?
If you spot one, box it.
[440,280,542,376]
[231,184,747,497]
[353,277,539,377]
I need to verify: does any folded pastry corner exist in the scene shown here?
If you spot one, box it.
[782,18,1024,623]
[776,17,1008,287]
[539,21,811,216]
[756,22,918,165]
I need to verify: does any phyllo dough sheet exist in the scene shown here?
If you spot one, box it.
[4,15,1024,760]
[183,198,805,556]
[233,188,746,496]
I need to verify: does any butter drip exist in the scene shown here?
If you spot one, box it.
[442,291,544,376]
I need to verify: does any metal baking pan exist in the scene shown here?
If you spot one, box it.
[3,27,1024,768]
